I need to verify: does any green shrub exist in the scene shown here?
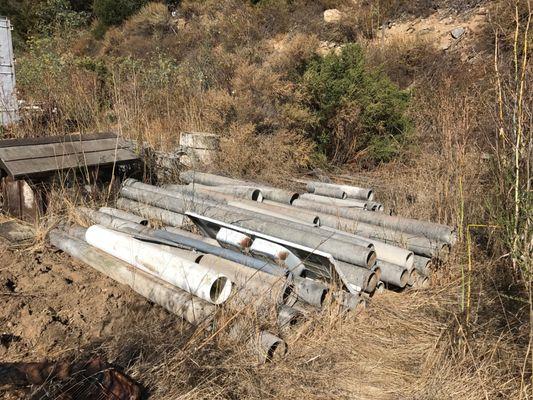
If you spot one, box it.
[93,0,149,28]
[302,43,411,164]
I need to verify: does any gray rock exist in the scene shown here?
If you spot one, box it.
[451,27,465,39]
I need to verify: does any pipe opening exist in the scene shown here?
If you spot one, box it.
[313,216,321,226]
[140,219,149,226]
[289,193,299,204]
[372,266,382,281]
[251,189,263,202]
[367,190,374,201]
[399,270,409,288]
[407,269,417,286]
[341,192,347,199]
[210,277,232,304]
[365,273,378,293]
[318,288,327,307]
[419,276,430,289]
[366,250,377,268]
[266,340,286,361]
[405,253,414,270]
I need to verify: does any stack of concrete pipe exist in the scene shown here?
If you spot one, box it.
[49,171,454,349]
[111,177,450,292]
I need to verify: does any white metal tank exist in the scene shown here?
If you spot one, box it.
[0,17,19,127]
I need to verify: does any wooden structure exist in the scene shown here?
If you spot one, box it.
[0,133,140,221]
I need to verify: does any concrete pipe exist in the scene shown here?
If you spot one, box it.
[413,255,433,277]
[196,254,293,306]
[335,261,378,294]
[49,229,215,326]
[257,331,287,362]
[229,200,320,226]
[292,197,455,245]
[228,200,317,226]
[277,305,304,330]
[290,277,328,308]
[316,212,448,258]
[307,184,347,199]
[320,225,413,269]
[304,181,373,201]
[262,200,322,226]
[367,202,384,212]
[99,207,149,226]
[188,183,264,202]
[168,183,264,203]
[216,227,252,251]
[179,171,299,204]
[119,184,377,269]
[407,268,418,286]
[298,193,367,208]
[116,198,187,227]
[376,260,408,288]
[85,225,233,305]
[79,207,146,233]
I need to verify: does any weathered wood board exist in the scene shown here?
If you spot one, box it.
[0,133,139,179]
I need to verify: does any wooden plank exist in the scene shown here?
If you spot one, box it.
[0,132,118,148]
[0,138,130,162]
[5,148,138,178]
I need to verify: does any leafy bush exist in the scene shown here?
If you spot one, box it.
[301,43,411,164]
[93,0,149,28]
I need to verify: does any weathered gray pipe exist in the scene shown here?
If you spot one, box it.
[292,198,456,245]
[179,170,299,204]
[116,198,187,227]
[166,183,264,203]
[315,212,448,258]
[257,331,287,361]
[120,183,376,268]
[308,184,347,199]
[320,225,414,269]
[298,193,368,209]
[376,260,408,288]
[277,305,304,330]
[99,207,148,225]
[185,183,264,202]
[413,255,433,277]
[228,200,320,226]
[304,181,373,201]
[49,229,215,326]
[335,261,378,294]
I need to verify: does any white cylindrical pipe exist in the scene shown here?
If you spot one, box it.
[230,200,320,226]
[85,225,233,304]
[99,207,149,226]
[216,227,252,251]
